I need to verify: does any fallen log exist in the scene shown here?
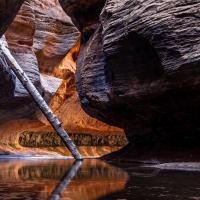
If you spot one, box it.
[0,39,82,160]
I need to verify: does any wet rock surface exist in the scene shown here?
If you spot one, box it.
[60,0,200,162]
[59,0,106,32]
[152,162,200,172]
[97,162,200,200]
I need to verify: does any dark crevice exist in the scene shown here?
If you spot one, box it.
[105,32,164,96]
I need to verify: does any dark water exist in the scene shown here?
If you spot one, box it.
[0,158,200,200]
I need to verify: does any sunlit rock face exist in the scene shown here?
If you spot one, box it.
[19,131,127,147]
[0,0,124,156]
[31,0,79,74]
[60,0,200,162]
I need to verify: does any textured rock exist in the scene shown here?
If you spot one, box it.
[0,1,38,123]
[2,0,75,122]
[19,131,127,147]
[153,162,200,172]
[0,119,123,157]
[44,30,124,137]
[60,0,200,162]
[2,1,62,122]
[0,0,124,157]
[0,0,25,37]
[5,1,42,97]
[59,0,106,32]
[31,0,79,74]
[40,73,63,101]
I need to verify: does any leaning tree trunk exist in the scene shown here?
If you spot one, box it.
[0,40,82,160]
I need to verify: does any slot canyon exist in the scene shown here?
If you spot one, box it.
[0,0,200,164]
[0,0,126,158]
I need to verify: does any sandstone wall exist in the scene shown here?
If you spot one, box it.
[0,0,124,157]
[59,0,200,163]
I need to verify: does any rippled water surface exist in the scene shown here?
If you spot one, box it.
[0,158,200,200]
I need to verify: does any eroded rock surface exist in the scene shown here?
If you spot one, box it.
[59,0,200,162]
[0,0,25,37]
[0,0,124,156]
[31,0,79,74]
[19,131,127,147]
[0,119,123,157]
[5,1,42,97]
[59,0,106,32]
[2,1,63,122]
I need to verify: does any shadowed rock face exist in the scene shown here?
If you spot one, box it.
[59,0,106,32]
[59,0,200,162]
[0,0,29,122]
[0,0,25,88]
[0,0,25,37]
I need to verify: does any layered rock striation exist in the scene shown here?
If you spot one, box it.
[2,1,62,122]
[0,0,124,156]
[31,0,79,74]
[59,0,200,162]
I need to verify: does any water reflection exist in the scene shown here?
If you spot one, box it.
[97,163,200,200]
[0,159,129,200]
[47,161,82,200]
[1,159,200,200]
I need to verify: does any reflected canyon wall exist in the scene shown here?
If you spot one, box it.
[0,159,128,200]
[0,0,125,157]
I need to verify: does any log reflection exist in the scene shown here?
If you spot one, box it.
[47,160,82,200]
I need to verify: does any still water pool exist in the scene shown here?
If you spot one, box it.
[0,158,200,200]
